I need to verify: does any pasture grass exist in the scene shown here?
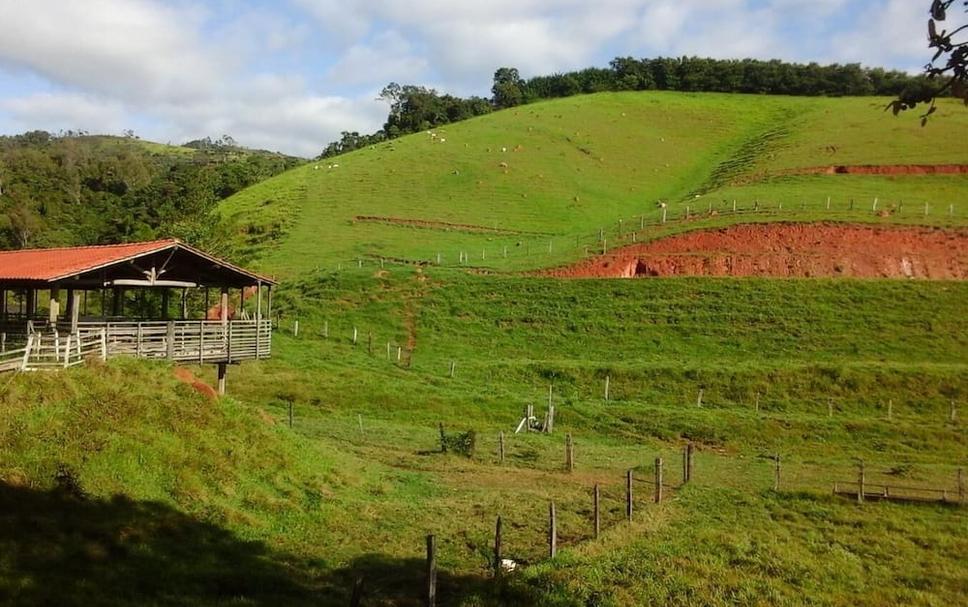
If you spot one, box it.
[218,92,968,276]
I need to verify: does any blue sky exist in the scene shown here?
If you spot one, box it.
[0,0,933,156]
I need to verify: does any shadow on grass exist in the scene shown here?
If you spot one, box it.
[0,482,530,606]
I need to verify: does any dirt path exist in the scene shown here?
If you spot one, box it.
[540,223,968,279]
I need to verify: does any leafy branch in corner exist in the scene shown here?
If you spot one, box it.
[888,1,968,123]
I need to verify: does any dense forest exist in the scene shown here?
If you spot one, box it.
[319,55,933,157]
[0,132,302,252]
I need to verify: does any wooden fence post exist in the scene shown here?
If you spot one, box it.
[857,460,865,504]
[696,388,703,408]
[499,431,505,464]
[439,423,447,453]
[494,516,503,576]
[593,484,601,539]
[425,535,436,607]
[604,375,610,401]
[367,332,372,354]
[626,469,633,522]
[654,458,663,503]
[449,361,456,377]
[774,454,781,491]
[293,320,299,337]
[357,414,364,436]
[951,401,957,422]
[682,444,689,484]
[549,502,557,558]
[288,400,293,428]
[959,468,965,504]
[687,443,694,481]
[565,433,574,472]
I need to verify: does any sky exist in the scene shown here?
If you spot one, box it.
[0,0,932,157]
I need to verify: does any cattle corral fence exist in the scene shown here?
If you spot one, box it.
[0,319,272,373]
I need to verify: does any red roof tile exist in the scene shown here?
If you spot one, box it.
[0,239,181,281]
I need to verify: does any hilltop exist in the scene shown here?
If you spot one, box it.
[218,91,968,277]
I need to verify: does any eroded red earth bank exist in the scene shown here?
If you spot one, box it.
[542,223,968,279]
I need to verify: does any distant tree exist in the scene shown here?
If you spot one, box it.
[889,1,968,122]
[491,67,526,108]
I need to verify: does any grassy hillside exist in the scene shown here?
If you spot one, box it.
[219,92,968,276]
[2,270,965,605]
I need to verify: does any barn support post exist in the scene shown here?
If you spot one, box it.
[256,281,263,322]
[48,287,60,325]
[220,288,229,325]
[217,362,227,395]
[181,288,188,319]
[29,288,38,318]
[266,286,273,321]
[111,287,122,317]
[68,289,80,334]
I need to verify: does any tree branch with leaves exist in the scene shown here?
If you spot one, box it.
[889,1,968,122]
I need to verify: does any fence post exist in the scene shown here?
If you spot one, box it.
[604,375,610,401]
[425,535,436,607]
[565,433,574,472]
[774,454,781,491]
[439,423,447,453]
[857,460,865,503]
[951,401,957,422]
[494,516,503,576]
[593,484,601,539]
[696,388,703,408]
[682,444,689,484]
[288,400,293,428]
[499,431,505,464]
[100,328,107,360]
[293,320,299,337]
[352,326,358,345]
[654,458,663,503]
[449,361,456,377]
[549,501,557,558]
[626,469,633,522]
[958,468,965,504]
[687,443,694,481]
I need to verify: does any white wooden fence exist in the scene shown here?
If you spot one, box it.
[0,320,272,372]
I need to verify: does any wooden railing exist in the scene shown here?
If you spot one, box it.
[0,320,272,372]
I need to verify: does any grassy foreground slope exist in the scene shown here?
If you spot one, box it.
[219,92,968,275]
[2,270,965,605]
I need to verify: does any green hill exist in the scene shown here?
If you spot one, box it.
[0,132,302,251]
[219,92,968,277]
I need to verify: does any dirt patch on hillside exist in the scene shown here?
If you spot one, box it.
[789,164,968,176]
[173,367,218,400]
[541,223,968,279]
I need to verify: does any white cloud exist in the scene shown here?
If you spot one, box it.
[1,93,128,134]
[0,0,223,104]
[0,1,943,155]
[326,31,428,87]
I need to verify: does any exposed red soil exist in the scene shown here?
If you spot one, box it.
[788,164,968,176]
[173,367,218,400]
[353,215,546,235]
[541,223,968,280]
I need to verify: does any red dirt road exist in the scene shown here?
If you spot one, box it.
[542,223,968,279]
